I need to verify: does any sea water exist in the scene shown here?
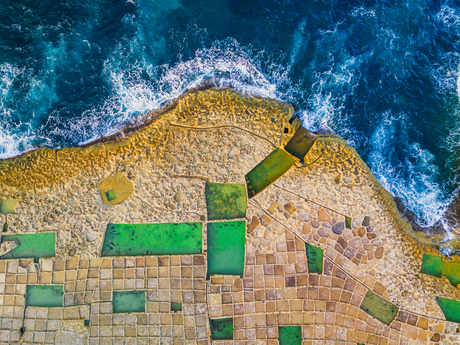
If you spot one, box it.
[0,0,459,233]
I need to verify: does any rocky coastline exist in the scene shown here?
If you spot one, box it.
[0,87,460,343]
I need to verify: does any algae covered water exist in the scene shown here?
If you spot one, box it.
[0,0,460,231]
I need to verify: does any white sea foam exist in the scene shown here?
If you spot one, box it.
[351,6,377,19]
[70,39,293,145]
[0,17,456,237]
[368,112,451,229]
[0,63,39,158]
[436,4,460,34]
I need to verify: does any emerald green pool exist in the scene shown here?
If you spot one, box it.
[245,148,296,197]
[305,243,323,274]
[113,290,146,313]
[360,290,398,325]
[26,285,64,307]
[205,182,247,220]
[207,221,245,278]
[101,222,202,256]
[278,326,302,345]
[1,233,55,260]
[210,318,234,340]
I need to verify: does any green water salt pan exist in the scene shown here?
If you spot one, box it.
[1,233,55,260]
[284,126,317,161]
[359,290,399,325]
[305,243,323,274]
[113,290,146,313]
[26,285,64,307]
[420,253,460,287]
[209,318,234,340]
[278,326,302,345]
[205,182,247,220]
[101,222,202,256]
[206,220,245,278]
[245,148,296,197]
[436,297,460,323]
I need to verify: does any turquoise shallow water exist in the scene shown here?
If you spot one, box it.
[1,0,460,230]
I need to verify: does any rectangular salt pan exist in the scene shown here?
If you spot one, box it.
[101,222,203,256]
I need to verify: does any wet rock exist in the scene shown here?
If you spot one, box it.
[362,216,371,226]
[357,227,366,238]
[19,259,32,269]
[431,333,441,342]
[284,203,297,215]
[367,232,377,240]
[337,236,347,250]
[332,222,344,235]
[318,208,332,222]
[247,216,260,233]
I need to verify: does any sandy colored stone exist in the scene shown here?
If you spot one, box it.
[0,239,18,256]
[267,203,277,214]
[430,333,441,341]
[302,223,311,235]
[247,216,260,233]
[318,227,331,238]
[375,247,384,259]
[434,324,444,332]
[260,214,271,226]
[332,222,345,235]
[318,208,332,222]
[55,331,85,345]
[357,227,366,237]
[98,171,134,205]
[0,86,458,343]
[284,203,297,215]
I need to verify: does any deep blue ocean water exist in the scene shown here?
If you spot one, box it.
[1,0,460,233]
